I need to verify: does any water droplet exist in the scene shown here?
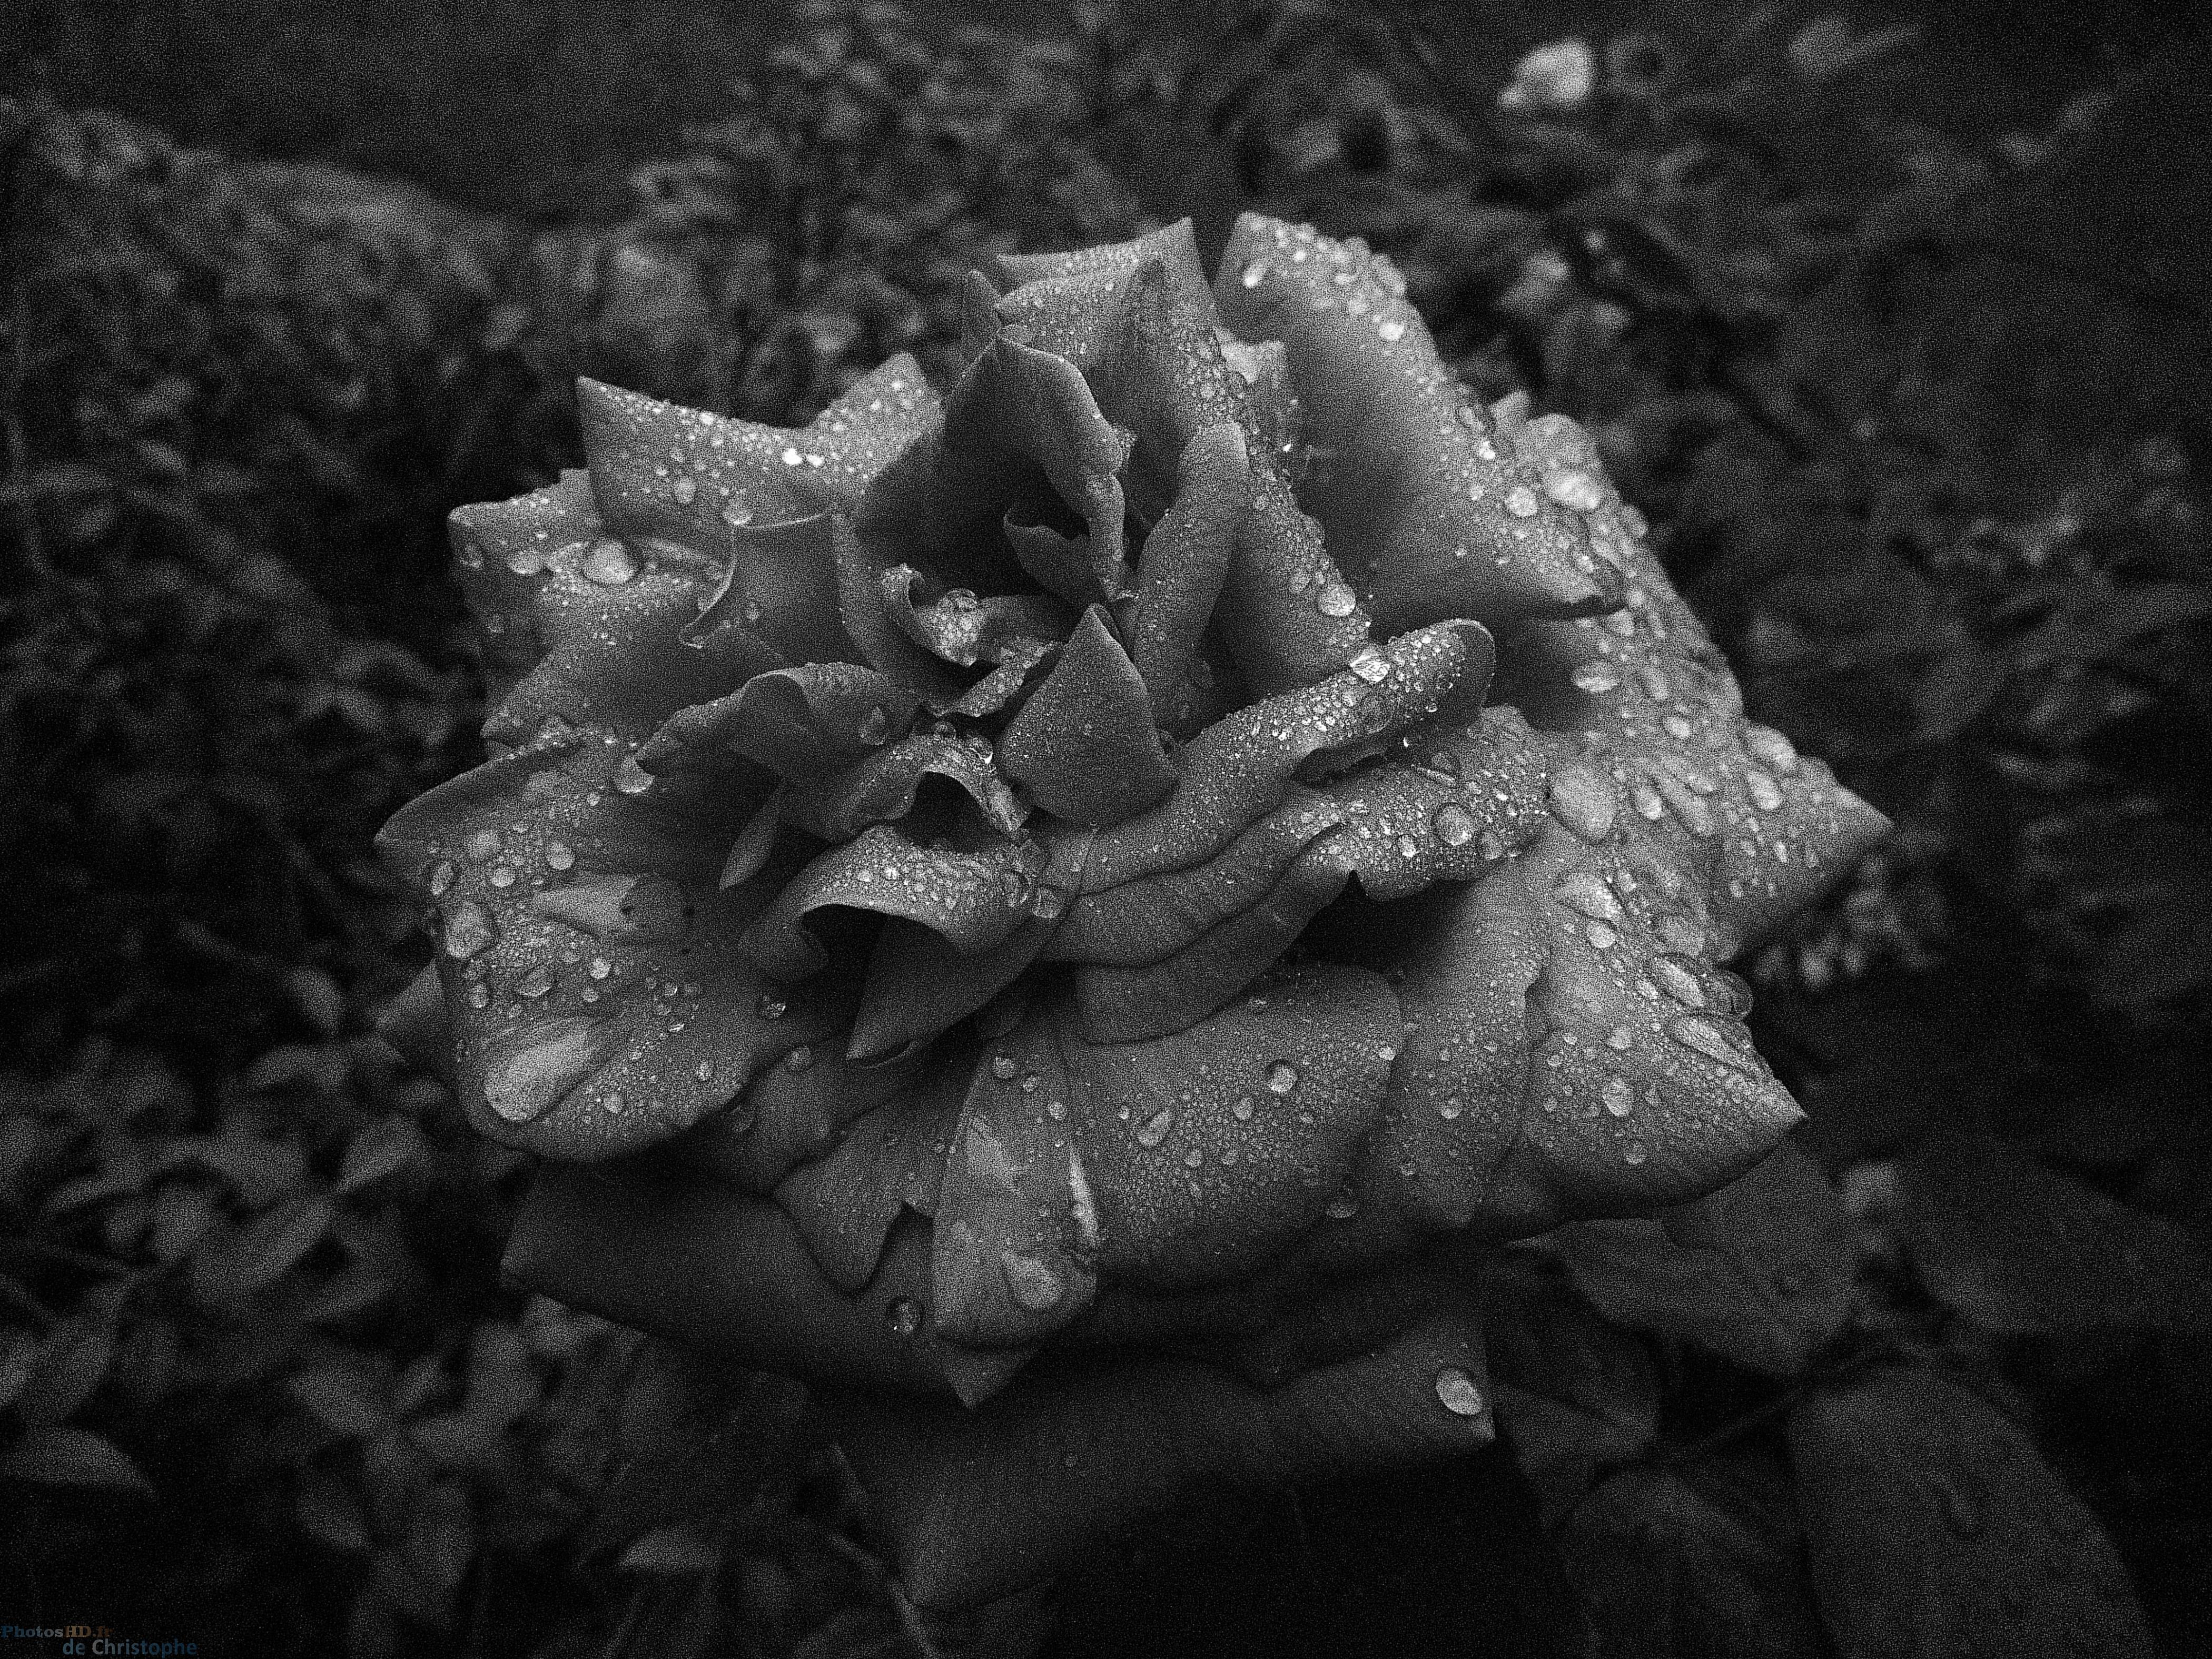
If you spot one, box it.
[1745,725,1801,775]
[613,753,655,795]
[1632,781,1666,821]
[1606,1024,1634,1051]
[588,956,611,980]
[1002,1252,1064,1311]
[427,859,457,897]
[884,1296,922,1337]
[1231,1095,1255,1121]
[515,965,554,1000]
[857,705,891,745]
[991,1053,1019,1081]
[1543,469,1604,511]
[1395,833,1420,858]
[1434,1367,1486,1417]
[695,1061,714,1083]
[1240,259,1269,289]
[1624,1141,1648,1166]
[669,476,696,506]
[1432,802,1477,847]
[1669,1014,1761,1073]
[1662,712,1695,741]
[481,1020,601,1123]
[1571,660,1622,694]
[1135,1107,1175,1148]
[1548,765,1617,842]
[779,445,804,467]
[1601,1076,1633,1117]
[582,538,639,585]
[720,501,755,527]
[1553,871,1623,923]
[1439,1096,1464,1120]
[1745,768,1784,811]
[1377,317,1407,342]
[488,864,517,889]
[466,829,503,861]
[1637,664,1672,702]
[442,901,497,959]
[1477,829,1506,861]
[1349,645,1390,683]
[466,981,491,1010]
[1030,884,1067,921]
[1504,485,1540,518]
[1586,921,1618,950]
[1324,1193,1358,1219]
[1316,581,1357,618]
[1651,954,1706,1007]
[1266,1061,1300,1095]
[784,1044,814,1072]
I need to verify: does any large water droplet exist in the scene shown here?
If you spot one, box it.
[1549,765,1617,842]
[613,753,655,795]
[1650,953,1706,1008]
[1571,660,1622,694]
[1432,802,1477,847]
[515,965,554,1000]
[1316,581,1357,618]
[1240,259,1269,289]
[582,538,639,586]
[1744,725,1801,775]
[427,859,457,897]
[481,1020,602,1123]
[1601,1076,1633,1117]
[1553,871,1623,923]
[1001,1252,1063,1312]
[1135,1107,1174,1148]
[1504,485,1540,518]
[442,900,497,960]
[670,476,696,506]
[1745,767,1785,811]
[1266,1060,1300,1095]
[1349,646,1390,684]
[1543,469,1604,512]
[1377,317,1407,342]
[1669,1014,1761,1073]
[1434,1367,1486,1417]
[466,828,503,861]
[1324,1193,1359,1219]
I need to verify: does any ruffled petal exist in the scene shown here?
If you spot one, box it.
[1127,422,1249,722]
[376,732,835,1159]
[637,661,918,780]
[740,824,1046,980]
[1213,214,1622,634]
[997,607,1178,826]
[1489,413,1890,950]
[682,512,857,668]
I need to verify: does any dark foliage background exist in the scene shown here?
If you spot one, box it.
[2,2,2208,1654]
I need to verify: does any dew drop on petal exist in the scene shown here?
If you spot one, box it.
[991,1053,1019,1081]
[1670,1014,1761,1073]
[1505,485,1541,518]
[613,753,655,795]
[428,859,457,897]
[1316,581,1358,618]
[1435,1367,1486,1417]
[1745,768,1785,811]
[670,476,696,506]
[1651,953,1706,1006]
[1571,660,1622,694]
[1602,1075,1634,1117]
[1135,1107,1174,1148]
[1002,1252,1064,1311]
[1266,1060,1300,1095]
[1240,259,1269,289]
[488,865,517,890]
[1432,802,1477,847]
[1324,1193,1359,1220]
[1549,765,1617,842]
[1745,725,1801,775]
[442,901,497,960]
[1377,317,1407,342]
[1543,469,1604,511]
[582,538,639,586]
[588,956,611,981]
[1349,645,1390,684]
[515,965,554,1000]
[466,829,503,861]
[545,842,575,872]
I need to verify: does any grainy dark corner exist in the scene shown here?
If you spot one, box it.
[1,3,2207,1657]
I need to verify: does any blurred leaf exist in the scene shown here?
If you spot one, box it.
[619,1524,722,1575]
[288,1366,390,1439]
[337,1116,427,1194]
[1895,1131,2212,1337]
[1556,1458,1828,1659]
[0,1426,154,1496]
[1911,640,2007,742]
[15,1316,118,1429]
[1790,1366,2156,1659]
[1549,1142,1854,1377]
[298,1463,374,1553]
[197,1196,335,1300]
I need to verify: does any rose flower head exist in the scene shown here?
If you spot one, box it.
[377,216,1887,1614]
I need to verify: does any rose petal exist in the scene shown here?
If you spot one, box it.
[740,824,1045,980]
[934,964,1399,1312]
[447,469,599,701]
[508,1163,1026,1406]
[998,607,1178,826]
[377,733,837,1159]
[879,566,1070,668]
[775,732,1027,843]
[1490,413,1889,950]
[1128,422,1249,721]
[772,1056,963,1291]
[637,661,918,780]
[1213,213,1623,635]
[577,362,934,549]
[682,512,856,667]
[832,1280,1489,1612]
[845,915,1060,1065]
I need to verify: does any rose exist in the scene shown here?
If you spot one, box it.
[376,214,1885,1618]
